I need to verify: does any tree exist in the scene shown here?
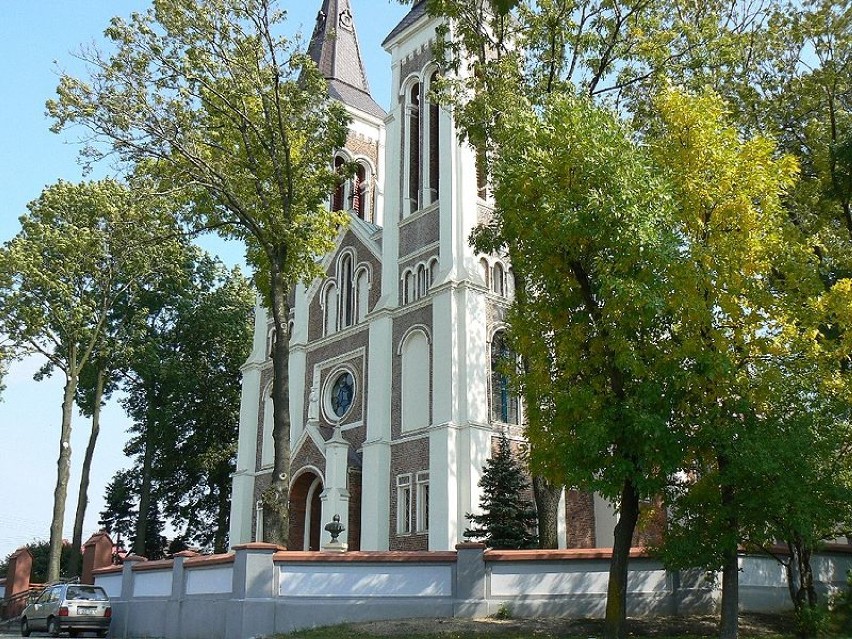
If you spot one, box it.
[0,179,182,582]
[116,252,252,554]
[99,470,138,552]
[99,469,168,560]
[48,0,351,547]
[464,434,538,549]
[472,92,686,639]
[649,88,815,639]
[405,2,779,636]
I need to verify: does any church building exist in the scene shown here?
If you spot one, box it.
[228,0,619,552]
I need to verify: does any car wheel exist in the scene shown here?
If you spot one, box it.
[48,617,61,637]
[20,617,31,637]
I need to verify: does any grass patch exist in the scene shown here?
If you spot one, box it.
[276,614,799,639]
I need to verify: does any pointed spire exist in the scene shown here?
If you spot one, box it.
[308,0,385,118]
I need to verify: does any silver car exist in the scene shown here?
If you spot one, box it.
[20,582,111,638]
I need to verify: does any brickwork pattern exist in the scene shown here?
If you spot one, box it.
[254,367,273,472]
[565,490,597,549]
[347,470,363,550]
[307,231,381,344]
[399,208,440,259]
[388,436,429,551]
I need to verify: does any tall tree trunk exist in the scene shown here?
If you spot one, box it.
[69,368,106,577]
[604,479,640,639]
[134,397,156,556]
[263,254,292,547]
[48,369,79,583]
[533,475,562,549]
[720,546,740,639]
[719,455,739,639]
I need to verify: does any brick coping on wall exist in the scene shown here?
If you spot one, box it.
[90,542,852,576]
[486,547,653,561]
[275,551,458,563]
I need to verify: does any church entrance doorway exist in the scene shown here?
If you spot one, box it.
[289,471,323,551]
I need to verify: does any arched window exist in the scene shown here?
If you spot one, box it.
[339,253,355,329]
[493,262,505,297]
[417,264,427,298]
[324,282,338,336]
[480,258,490,289]
[491,331,519,424]
[267,327,276,358]
[261,385,274,467]
[403,270,415,305]
[406,81,421,216]
[429,258,439,288]
[426,70,440,205]
[401,329,430,432]
[332,155,347,211]
[352,163,368,220]
[476,146,488,200]
[356,268,370,323]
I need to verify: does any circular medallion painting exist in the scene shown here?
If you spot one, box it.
[330,371,355,419]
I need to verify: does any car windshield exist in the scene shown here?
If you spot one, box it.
[65,586,109,602]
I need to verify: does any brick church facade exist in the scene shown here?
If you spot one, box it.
[228,0,619,552]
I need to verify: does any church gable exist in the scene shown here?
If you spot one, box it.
[307,223,382,344]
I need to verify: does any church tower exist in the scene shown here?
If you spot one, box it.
[229,0,615,553]
[228,0,386,552]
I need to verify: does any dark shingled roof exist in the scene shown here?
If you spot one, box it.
[308,0,386,119]
[382,0,428,47]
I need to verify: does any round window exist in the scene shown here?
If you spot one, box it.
[329,371,355,419]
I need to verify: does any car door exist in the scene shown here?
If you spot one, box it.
[29,586,56,630]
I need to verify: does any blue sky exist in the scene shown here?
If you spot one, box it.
[0,0,410,560]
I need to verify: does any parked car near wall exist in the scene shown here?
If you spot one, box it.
[20,582,110,638]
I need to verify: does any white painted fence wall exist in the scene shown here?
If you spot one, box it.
[95,543,852,639]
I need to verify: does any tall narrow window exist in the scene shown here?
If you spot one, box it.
[476,146,488,200]
[352,163,368,219]
[429,258,438,288]
[428,71,440,204]
[397,474,413,534]
[407,82,421,215]
[401,329,430,431]
[416,471,430,533]
[324,283,338,336]
[404,271,415,305]
[356,269,370,323]
[417,264,427,298]
[493,262,505,297]
[333,156,346,211]
[340,254,355,329]
[491,331,519,424]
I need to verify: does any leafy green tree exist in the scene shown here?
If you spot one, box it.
[0,180,182,582]
[48,0,351,547]
[117,252,251,554]
[99,469,168,560]
[99,470,138,551]
[648,87,817,639]
[464,435,538,549]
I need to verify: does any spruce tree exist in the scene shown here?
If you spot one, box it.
[464,434,538,549]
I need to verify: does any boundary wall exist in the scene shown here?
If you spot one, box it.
[94,543,852,639]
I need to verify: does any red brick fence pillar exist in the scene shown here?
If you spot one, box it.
[81,532,114,585]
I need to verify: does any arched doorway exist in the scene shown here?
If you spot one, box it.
[289,471,323,551]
